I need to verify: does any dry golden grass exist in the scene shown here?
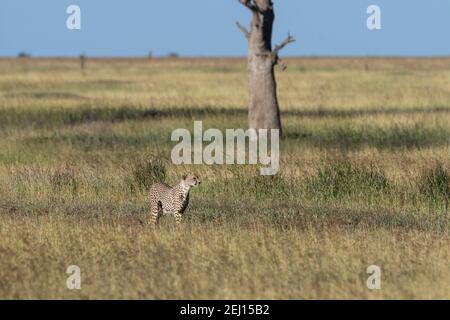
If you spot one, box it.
[0,57,450,299]
[2,216,450,299]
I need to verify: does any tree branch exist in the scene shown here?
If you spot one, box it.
[236,22,251,39]
[239,0,258,12]
[277,58,288,71]
[273,33,296,55]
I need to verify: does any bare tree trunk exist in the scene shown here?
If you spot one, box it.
[237,0,294,136]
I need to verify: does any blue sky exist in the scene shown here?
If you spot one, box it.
[0,0,449,57]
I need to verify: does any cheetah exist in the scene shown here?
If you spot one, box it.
[149,173,201,225]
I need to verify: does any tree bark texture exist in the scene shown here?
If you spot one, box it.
[237,0,295,135]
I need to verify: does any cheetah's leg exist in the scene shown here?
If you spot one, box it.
[174,212,182,225]
[150,202,160,225]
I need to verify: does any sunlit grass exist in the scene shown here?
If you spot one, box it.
[0,57,450,299]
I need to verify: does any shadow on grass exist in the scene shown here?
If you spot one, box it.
[2,105,450,129]
[3,91,89,100]
[24,131,165,150]
[4,104,450,150]
[1,197,448,234]
[285,124,450,150]
[23,123,450,151]
[0,105,245,130]
[183,199,450,233]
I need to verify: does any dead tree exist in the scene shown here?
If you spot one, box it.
[237,0,295,135]
[79,54,86,75]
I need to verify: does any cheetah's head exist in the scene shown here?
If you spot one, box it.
[182,173,201,187]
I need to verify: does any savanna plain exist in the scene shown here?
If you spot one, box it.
[1,57,450,299]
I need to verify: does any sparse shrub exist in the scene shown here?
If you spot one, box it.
[247,175,290,198]
[307,162,390,198]
[168,52,179,58]
[132,159,166,191]
[49,168,78,194]
[225,171,291,199]
[17,51,30,58]
[418,163,450,200]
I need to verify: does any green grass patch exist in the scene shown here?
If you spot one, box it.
[306,161,390,199]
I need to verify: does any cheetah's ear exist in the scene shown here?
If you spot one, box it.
[182,174,187,180]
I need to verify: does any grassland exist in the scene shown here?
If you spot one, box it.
[0,57,450,299]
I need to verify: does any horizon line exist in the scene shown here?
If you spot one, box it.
[2,55,450,60]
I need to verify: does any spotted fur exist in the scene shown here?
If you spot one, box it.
[149,173,201,225]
